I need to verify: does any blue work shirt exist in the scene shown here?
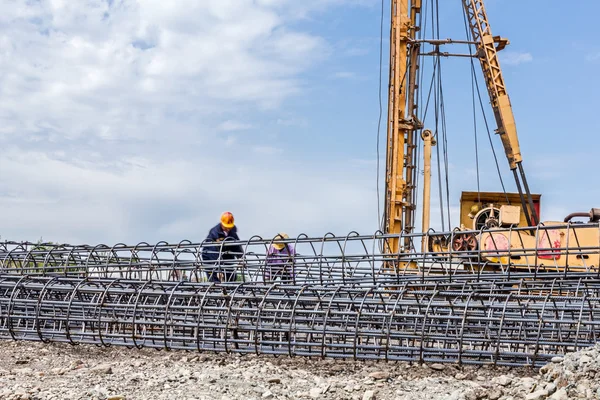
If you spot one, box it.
[202,224,243,262]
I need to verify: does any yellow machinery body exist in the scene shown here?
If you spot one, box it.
[460,191,541,230]
[479,225,600,271]
[456,192,600,271]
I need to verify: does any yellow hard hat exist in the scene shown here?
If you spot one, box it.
[220,212,235,229]
[273,233,289,250]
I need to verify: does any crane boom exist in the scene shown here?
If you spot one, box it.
[462,0,521,169]
[462,0,539,225]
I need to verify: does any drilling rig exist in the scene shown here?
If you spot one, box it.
[384,0,600,270]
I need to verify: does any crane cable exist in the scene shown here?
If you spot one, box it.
[418,1,449,230]
[470,43,481,203]
[415,0,454,233]
[431,0,451,230]
[376,0,385,231]
[412,0,429,228]
[420,0,451,230]
[461,3,510,204]
[438,60,452,228]
[411,0,428,228]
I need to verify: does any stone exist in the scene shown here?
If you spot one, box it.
[525,390,549,400]
[309,388,322,399]
[454,373,468,380]
[368,371,389,381]
[487,389,503,400]
[429,363,445,371]
[13,391,30,400]
[551,357,564,363]
[363,390,376,400]
[544,383,557,395]
[549,388,568,400]
[91,385,109,399]
[495,375,511,386]
[520,377,537,392]
[262,391,274,399]
[580,355,592,364]
[267,378,281,384]
[13,368,33,375]
[90,364,112,375]
[446,390,464,400]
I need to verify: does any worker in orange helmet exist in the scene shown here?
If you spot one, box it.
[201,212,243,283]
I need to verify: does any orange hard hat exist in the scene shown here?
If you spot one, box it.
[220,212,235,229]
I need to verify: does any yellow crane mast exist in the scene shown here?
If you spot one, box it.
[384,0,421,253]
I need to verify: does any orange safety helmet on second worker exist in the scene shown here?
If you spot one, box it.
[220,212,235,229]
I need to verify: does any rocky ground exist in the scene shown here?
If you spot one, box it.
[0,341,598,400]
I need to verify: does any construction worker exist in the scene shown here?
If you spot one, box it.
[265,233,296,283]
[202,212,243,283]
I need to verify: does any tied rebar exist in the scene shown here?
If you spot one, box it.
[2,275,600,367]
[2,223,600,283]
[1,224,600,367]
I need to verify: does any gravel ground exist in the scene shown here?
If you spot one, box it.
[0,341,595,400]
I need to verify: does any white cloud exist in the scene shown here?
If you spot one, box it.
[218,121,253,132]
[0,148,378,244]
[332,71,356,79]
[275,117,308,127]
[252,145,283,155]
[258,0,378,19]
[585,52,600,62]
[0,0,379,244]
[224,136,237,147]
[345,47,370,56]
[0,0,328,143]
[500,51,533,66]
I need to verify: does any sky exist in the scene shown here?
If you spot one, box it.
[0,0,599,245]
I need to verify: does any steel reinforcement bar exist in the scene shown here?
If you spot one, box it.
[2,275,600,367]
[2,223,600,283]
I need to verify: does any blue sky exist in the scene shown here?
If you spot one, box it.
[0,0,598,244]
